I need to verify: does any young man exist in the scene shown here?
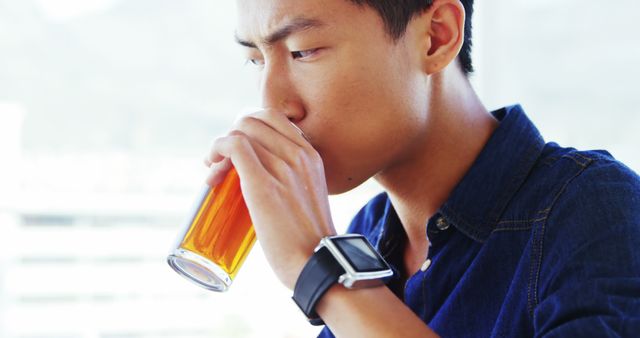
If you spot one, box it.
[205,0,640,336]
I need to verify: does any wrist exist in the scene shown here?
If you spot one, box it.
[315,284,440,338]
[291,234,393,325]
[285,254,315,290]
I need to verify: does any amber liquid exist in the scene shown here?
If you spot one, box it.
[179,168,255,280]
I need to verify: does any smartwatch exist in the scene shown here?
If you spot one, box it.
[292,234,394,326]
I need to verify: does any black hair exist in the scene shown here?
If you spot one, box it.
[348,0,474,75]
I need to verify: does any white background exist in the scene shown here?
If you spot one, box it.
[0,0,638,337]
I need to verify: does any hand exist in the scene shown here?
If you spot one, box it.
[204,109,336,289]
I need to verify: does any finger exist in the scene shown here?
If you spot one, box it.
[205,157,232,187]
[206,109,310,166]
[212,131,297,192]
[235,116,304,167]
[203,156,213,167]
[207,134,290,187]
[211,133,269,189]
[206,129,275,165]
[249,109,311,148]
[207,131,238,165]
[235,130,294,183]
[204,134,231,166]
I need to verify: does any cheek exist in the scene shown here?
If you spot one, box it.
[300,71,377,154]
[293,50,422,191]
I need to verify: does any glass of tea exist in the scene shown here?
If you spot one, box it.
[167,167,255,292]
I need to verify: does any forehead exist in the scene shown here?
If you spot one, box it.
[235,0,369,40]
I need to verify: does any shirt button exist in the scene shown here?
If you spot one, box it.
[420,259,432,272]
[436,217,450,231]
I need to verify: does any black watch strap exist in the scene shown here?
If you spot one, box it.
[292,246,345,326]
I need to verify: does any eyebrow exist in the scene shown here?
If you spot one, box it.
[235,17,325,48]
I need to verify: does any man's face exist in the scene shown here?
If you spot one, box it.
[235,0,430,194]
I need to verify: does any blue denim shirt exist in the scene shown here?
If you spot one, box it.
[319,105,640,337]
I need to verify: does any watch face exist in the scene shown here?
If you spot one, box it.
[332,237,387,273]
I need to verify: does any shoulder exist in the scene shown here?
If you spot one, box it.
[544,148,640,235]
[532,148,640,335]
[515,143,639,220]
[536,147,640,291]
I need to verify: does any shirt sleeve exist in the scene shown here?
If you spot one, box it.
[533,158,640,337]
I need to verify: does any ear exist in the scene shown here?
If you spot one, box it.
[416,0,465,75]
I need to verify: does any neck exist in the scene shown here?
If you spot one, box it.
[374,67,498,255]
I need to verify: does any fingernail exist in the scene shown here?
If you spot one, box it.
[289,121,309,141]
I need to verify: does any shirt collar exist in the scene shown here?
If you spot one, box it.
[438,104,546,242]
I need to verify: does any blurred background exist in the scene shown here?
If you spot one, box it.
[0,0,638,337]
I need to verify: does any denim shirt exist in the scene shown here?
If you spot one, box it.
[318,105,640,337]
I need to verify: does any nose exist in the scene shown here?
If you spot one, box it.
[260,61,306,123]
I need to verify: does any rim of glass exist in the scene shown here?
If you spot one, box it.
[167,248,232,292]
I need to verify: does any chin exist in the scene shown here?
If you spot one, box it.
[327,185,350,196]
[326,174,365,196]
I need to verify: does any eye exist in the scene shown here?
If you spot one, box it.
[246,57,265,66]
[291,48,320,60]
